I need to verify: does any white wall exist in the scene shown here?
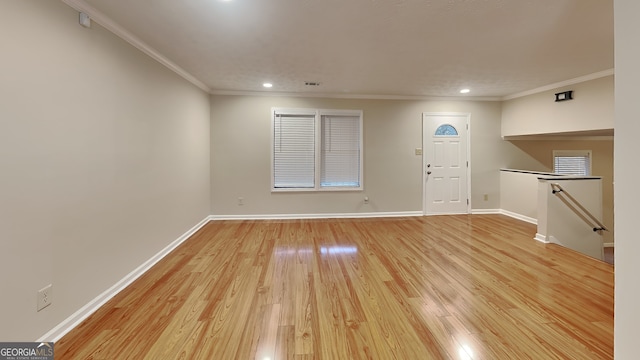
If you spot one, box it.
[0,0,620,346]
[499,170,547,222]
[504,139,614,243]
[502,75,614,136]
[0,0,210,340]
[210,95,529,216]
[536,178,604,260]
[614,0,639,357]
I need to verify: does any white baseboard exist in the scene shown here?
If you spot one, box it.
[499,209,538,225]
[534,233,551,243]
[36,209,546,342]
[37,211,421,341]
[211,210,539,222]
[471,209,501,215]
[603,242,614,248]
[37,216,211,343]
[209,211,424,220]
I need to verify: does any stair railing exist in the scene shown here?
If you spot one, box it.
[550,182,608,233]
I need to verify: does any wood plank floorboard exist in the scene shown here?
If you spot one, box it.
[55,215,613,359]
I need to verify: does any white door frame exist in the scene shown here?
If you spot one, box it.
[422,112,472,215]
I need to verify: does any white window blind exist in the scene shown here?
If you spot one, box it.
[321,115,361,188]
[273,114,315,188]
[272,108,363,191]
[553,151,591,176]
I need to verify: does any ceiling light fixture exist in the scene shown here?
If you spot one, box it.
[263,83,273,88]
[460,89,470,94]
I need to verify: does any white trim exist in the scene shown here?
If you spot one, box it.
[471,209,501,215]
[466,117,472,212]
[500,210,538,225]
[502,135,614,141]
[603,242,615,248]
[534,233,550,243]
[37,216,211,342]
[60,0,611,102]
[547,235,560,244]
[212,90,502,101]
[52,2,614,102]
[36,209,573,342]
[475,208,538,225]
[423,211,470,216]
[60,0,210,93]
[502,69,615,101]
[209,211,423,221]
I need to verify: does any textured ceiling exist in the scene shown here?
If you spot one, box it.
[76,0,613,98]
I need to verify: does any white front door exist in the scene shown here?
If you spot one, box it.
[422,113,470,215]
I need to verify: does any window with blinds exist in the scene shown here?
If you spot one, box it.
[273,113,316,188]
[553,150,591,176]
[321,115,361,187]
[272,108,363,191]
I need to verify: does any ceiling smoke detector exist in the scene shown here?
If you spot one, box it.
[305,82,321,86]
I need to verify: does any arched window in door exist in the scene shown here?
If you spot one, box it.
[434,124,458,136]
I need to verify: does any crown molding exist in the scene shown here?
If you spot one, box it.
[502,69,614,101]
[61,0,211,93]
[58,1,613,102]
[210,89,502,102]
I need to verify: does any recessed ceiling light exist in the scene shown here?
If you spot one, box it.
[460,88,470,94]
[263,83,273,88]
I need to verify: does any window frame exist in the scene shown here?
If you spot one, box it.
[553,150,592,176]
[271,107,363,192]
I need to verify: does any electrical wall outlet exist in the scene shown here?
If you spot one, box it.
[483,194,489,201]
[37,284,52,311]
[238,197,244,206]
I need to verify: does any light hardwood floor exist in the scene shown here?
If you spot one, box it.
[55,215,613,359]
